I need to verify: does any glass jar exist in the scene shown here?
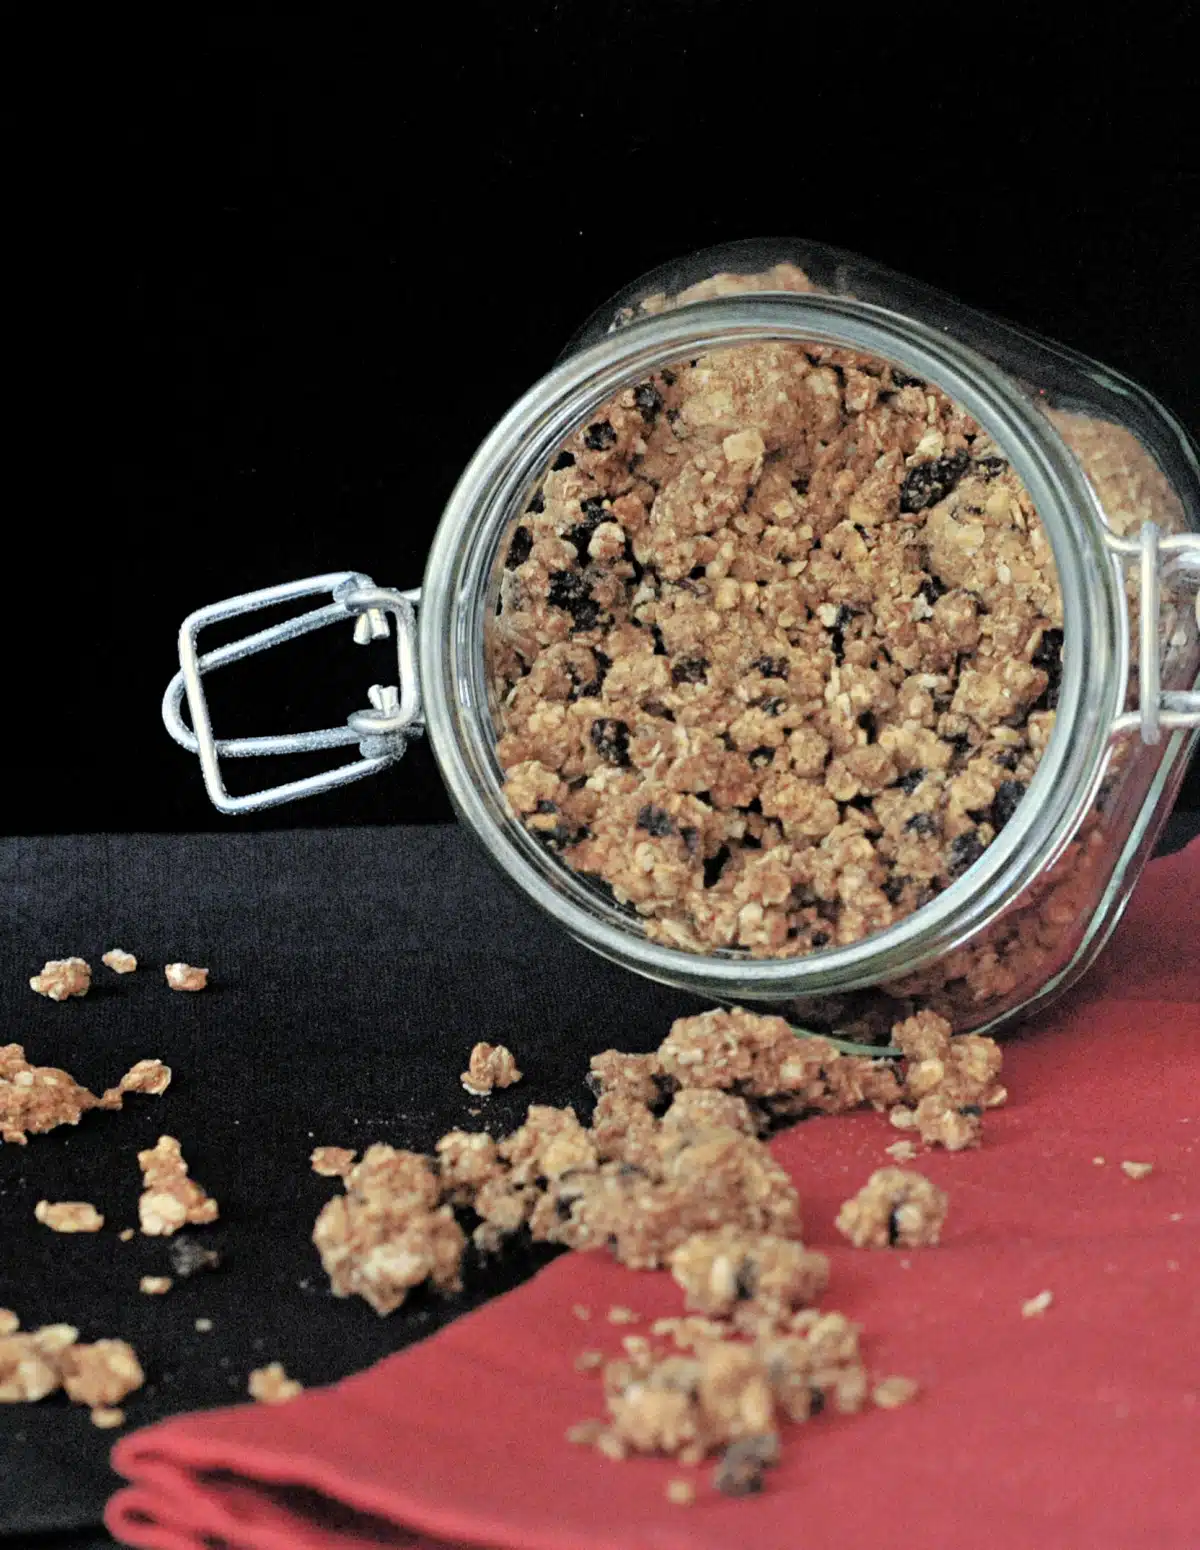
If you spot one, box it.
[164,238,1199,1044]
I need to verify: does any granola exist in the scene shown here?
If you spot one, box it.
[1,1044,168,1145]
[102,949,138,974]
[310,1145,357,1179]
[35,1200,104,1233]
[835,1168,948,1249]
[29,957,92,1000]
[669,1227,829,1320]
[489,326,1061,962]
[872,1374,920,1408]
[164,962,208,991]
[139,1276,172,1295]
[248,1362,303,1404]
[312,1144,466,1315]
[137,1135,219,1235]
[461,1042,523,1095]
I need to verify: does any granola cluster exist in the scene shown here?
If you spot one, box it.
[29,958,92,1000]
[137,1135,219,1236]
[35,1200,105,1234]
[0,1312,143,1428]
[490,297,1062,961]
[248,1362,303,1404]
[460,1041,523,1095]
[1,1045,170,1146]
[835,1168,948,1250]
[313,1008,1000,1319]
[311,1145,466,1316]
[569,1302,915,1491]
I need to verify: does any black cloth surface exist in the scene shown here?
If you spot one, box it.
[3,814,1199,1545]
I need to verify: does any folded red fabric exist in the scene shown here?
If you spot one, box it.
[109,842,1200,1550]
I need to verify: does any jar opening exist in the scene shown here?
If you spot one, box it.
[421,292,1122,1010]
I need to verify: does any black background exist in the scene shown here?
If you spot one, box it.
[6,5,1198,832]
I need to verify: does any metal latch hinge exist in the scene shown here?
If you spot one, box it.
[162,573,422,813]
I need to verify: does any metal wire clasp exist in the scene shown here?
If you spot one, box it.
[163,573,422,812]
[1106,522,1200,745]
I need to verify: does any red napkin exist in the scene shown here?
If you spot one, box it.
[109,842,1200,1550]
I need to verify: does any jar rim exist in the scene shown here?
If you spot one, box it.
[418,293,1126,998]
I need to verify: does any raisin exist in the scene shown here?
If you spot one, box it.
[547,570,601,631]
[791,474,810,495]
[714,1437,775,1497]
[583,420,617,451]
[748,747,775,768]
[589,717,630,766]
[680,826,700,857]
[974,455,1008,479]
[564,496,608,557]
[753,655,788,679]
[858,710,878,740]
[703,846,731,888]
[810,931,830,947]
[633,382,663,420]
[882,875,908,905]
[897,768,926,795]
[958,1103,983,1117]
[671,656,708,684]
[887,1206,902,1246]
[687,564,708,580]
[890,368,924,389]
[905,812,940,837]
[947,829,986,877]
[650,624,667,656]
[991,779,1026,832]
[551,451,575,471]
[992,748,1020,770]
[636,804,675,838]
[919,575,948,606]
[1031,627,1064,709]
[505,526,533,570]
[533,799,557,815]
[660,367,677,386]
[899,450,971,513]
[526,490,545,514]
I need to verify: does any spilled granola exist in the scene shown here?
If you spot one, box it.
[1,1044,170,1146]
[137,1135,219,1236]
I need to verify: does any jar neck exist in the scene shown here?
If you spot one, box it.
[419,295,1125,1001]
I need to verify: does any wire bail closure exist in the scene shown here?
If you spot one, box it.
[1107,522,1200,745]
[162,573,422,813]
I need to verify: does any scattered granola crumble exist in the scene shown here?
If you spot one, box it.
[312,1144,465,1315]
[248,1362,303,1404]
[164,962,208,992]
[873,1374,920,1409]
[575,1349,605,1373]
[836,1168,948,1249]
[35,1200,104,1233]
[461,1042,523,1095]
[1022,1290,1054,1318]
[137,1135,219,1236]
[58,1339,144,1408]
[572,1304,592,1321]
[194,1317,213,1332]
[311,1145,357,1179]
[29,957,92,1000]
[665,1478,696,1505]
[139,1276,172,1296]
[90,1405,126,1428]
[1,1044,169,1145]
[102,949,138,974]
[118,1228,135,1242]
[113,1058,172,1097]
[885,1140,918,1161]
[1120,1160,1153,1180]
[607,1305,640,1325]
